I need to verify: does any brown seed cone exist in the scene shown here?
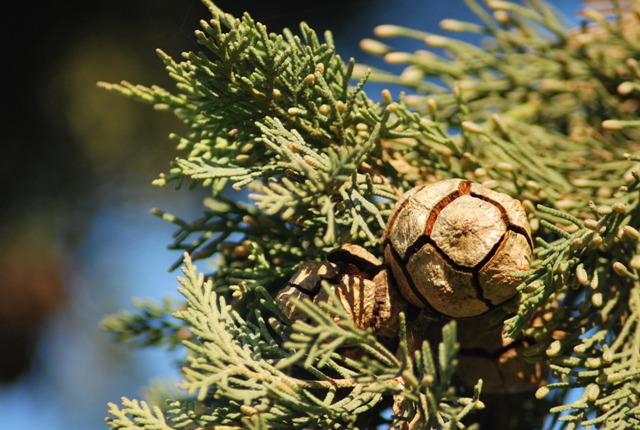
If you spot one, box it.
[457,312,547,394]
[384,179,532,318]
[275,260,340,323]
[276,245,407,339]
[403,309,442,355]
[313,273,377,330]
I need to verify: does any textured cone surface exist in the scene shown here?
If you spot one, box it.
[384,244,426,309]
[431,195,505,268]
[385,179,532,317]
[457,314,547,393]
[389,179,461,258]
[278,245,406,339]
[479,231,531,305]
[406,243,488,318]
[314,275,375,330]
[276,287,311,323]
[372,269,406,338]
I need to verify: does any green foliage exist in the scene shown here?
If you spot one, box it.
[518,183,640,429]
[101,0,640,428]
[101,297,185,350]
[388,321,483,429]
[99,0,398,252]
[106,255,481,429]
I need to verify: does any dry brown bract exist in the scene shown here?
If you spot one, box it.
[276,244,407,338]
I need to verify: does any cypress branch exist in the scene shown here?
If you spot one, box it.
[102,0,640,428]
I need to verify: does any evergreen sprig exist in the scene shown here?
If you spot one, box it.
[102,0,640,428]
[107,397,172,430]
[101,297,185,350]
[107,255,475,429]
[519,178,640,429]
[99,0,399,251]
[388,321,484,429]
[362,4,640,425]
[361,0,640,205]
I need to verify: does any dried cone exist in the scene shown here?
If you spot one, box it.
[275,260,340,323]
[403,309,442,355]
[384,179,533,318]
[457,313,547,394]
[275,244,406,338]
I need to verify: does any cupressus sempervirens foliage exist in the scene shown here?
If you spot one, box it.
[100,0,640,428]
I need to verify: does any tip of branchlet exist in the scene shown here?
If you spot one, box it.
[602,119,624,130]
[440,19,462,31]
[461,121,484,133]
[535,386,550,400]
[424,35,447,47]
[359,38,391,55]
[383,52,413,64]
[374,24,403,37]
[381,89,393,104]
[617,81,634,95]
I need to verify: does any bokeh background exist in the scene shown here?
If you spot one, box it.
[1,1,582,428]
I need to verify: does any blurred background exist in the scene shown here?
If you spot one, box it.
[1,1,581,428]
